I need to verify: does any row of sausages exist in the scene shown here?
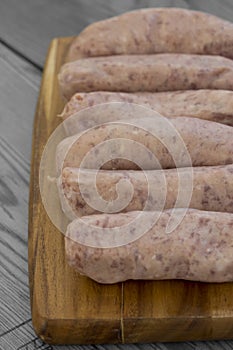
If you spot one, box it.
[56,8,233,283]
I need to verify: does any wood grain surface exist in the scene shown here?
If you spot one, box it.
[28,37,233,345]
[1,1,233,349]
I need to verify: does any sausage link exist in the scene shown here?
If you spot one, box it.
[59,54,233,99]
[58,165,233,218]
[66,8,233,61]
[66,209,233,283]
[56,117,233,173]
[60,90,233,133]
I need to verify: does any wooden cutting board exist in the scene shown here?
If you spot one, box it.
[28,37,233,345]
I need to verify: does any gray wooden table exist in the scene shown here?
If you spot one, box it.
[0,1,233,349]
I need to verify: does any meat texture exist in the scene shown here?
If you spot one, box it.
[66,209,233,283]
[58,165,233,218]
[61,90,233,128]
[66,8,233,61]
[56,117,233,173]
[59,54,233,99]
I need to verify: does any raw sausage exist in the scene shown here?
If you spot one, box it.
[56,117,233,173]
[58,165,233,218]
[60,90,233,132]
[59,54,233,99]
[65,209,233,283]
[66,8,233,61]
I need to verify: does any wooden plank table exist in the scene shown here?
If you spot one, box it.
[0,1,233,349]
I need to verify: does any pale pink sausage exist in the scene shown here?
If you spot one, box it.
[59,54,233,100]
[60,90,233,127]
[56,117,233,173]
[66,209,233,283]
[58,165,233,218]
[66,8,233,61]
